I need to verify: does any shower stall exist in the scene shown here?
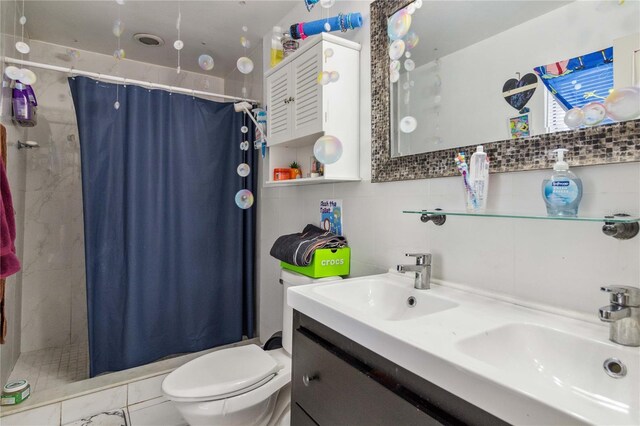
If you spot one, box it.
[2,36,260,395]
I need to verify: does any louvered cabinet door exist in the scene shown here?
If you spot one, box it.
[266,65,292,146]
[291,47,324,139]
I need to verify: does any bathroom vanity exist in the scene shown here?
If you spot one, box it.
[288,273,640,425]
[291,311,505,425]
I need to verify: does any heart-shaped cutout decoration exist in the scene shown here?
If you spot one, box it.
[502,73,538,111]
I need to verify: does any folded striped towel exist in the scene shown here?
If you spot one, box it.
[270,224,348,266]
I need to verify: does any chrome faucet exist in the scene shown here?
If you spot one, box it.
[397,253,431,290]
[599,286,640,347]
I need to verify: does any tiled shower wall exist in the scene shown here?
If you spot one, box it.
[6,38,225,352]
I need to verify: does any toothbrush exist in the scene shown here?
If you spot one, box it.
[455,153,478,209]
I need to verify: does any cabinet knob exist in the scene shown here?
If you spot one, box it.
[302,374,318,387]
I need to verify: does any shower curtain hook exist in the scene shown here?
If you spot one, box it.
[69,66,76,80]
[123,77,127,88]
[192,89,196,99]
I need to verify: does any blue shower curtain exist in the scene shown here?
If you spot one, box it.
[69,77,257,377]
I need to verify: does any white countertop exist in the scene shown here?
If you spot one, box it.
[288,272,640,425]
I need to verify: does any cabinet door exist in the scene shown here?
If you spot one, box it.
[266,65,292,146]
[293,329,443,426]
[291,46,324,140]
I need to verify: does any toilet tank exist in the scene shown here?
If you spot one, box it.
[281,269,341,354]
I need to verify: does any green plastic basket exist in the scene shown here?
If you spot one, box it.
[281,247,350,278]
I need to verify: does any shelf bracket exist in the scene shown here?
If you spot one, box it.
[602,214,639,240]
[420,209,446,226]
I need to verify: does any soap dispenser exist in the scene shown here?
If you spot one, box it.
[542,148,583,217]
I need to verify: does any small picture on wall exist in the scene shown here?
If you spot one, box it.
[509,114,530,139]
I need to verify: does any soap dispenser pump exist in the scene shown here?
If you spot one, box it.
[542,148,583,217]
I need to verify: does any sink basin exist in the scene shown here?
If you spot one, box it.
[312,276,458,321]
[457,323,639,415]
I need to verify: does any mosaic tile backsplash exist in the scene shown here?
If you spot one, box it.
[370,0,640,183]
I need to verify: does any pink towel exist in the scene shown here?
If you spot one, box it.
[0,158,20,279]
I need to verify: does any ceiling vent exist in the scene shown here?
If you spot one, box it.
[133,33,164,47]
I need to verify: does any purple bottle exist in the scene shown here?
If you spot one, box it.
[12,82,37,127]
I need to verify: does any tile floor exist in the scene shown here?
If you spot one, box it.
[8,343,89,392]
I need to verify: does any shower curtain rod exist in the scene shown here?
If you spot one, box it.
[3,56,260,104]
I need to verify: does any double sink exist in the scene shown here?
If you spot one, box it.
[288,273,639,425]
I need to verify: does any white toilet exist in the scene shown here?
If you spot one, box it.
[162,270,340,426]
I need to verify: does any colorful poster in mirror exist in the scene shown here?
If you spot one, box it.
[509,114,530,139]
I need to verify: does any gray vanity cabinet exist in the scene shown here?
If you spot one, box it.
[291,311,509,426]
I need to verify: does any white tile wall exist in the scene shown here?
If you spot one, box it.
[0,372,187,426]
[60,385,127,424]
[1,403,61,426]
[127,398,185,426]
[256,1,640,342]
[127,374,168,406]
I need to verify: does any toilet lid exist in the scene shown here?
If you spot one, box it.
[162,344,281,400]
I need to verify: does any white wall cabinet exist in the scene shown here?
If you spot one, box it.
[264,33,361,186]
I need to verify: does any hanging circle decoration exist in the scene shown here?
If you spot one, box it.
[4,66,22,80]
[198,54,214,71]
[241,126,249,134]
[317,71,331,85]
[19,69,37,85]
[313,135,343,165]
[240,141,250,151]
[235,189,254,209]
[19,15,26,25]
[329,71,340,83]
[114,101,121,110]
[173,40,184,50]
[237,57,254,74]
[237,163,251,177]
[387,8,411,40]
[113,20,125,37]
[319,0,335,8]
[404,59,415,72]
[604,87,640,121]
[324,22,331,32]
[389,40,406,61]
[240,36,251,49]
[324,48,334,58]
[15,41,30,54]
[582,102,607,126]
[113,48,126,60]
[564,107,585,129]
[399,116,418,133]
[404,31,419,50]
[390,70,400,83]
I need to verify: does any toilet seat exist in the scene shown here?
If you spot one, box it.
[162,344,283,402]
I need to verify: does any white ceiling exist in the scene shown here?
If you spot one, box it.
[15,1,296,77]
[408,0,572,65]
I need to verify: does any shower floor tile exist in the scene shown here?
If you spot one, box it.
[8,343,89,393]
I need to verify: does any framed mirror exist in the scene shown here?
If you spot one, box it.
[370,0,640,182]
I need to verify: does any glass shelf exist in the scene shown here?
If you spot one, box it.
[403,209,640,224]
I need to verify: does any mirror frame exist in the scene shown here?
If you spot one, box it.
[370,0,640,183]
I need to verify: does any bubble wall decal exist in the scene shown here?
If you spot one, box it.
[313,135,343,164]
